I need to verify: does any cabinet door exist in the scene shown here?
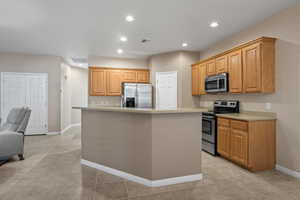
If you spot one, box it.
[217,125,231,158]
[199,64,207,94]
[122,70,137,82]
[216,55,228,74]
[191,65,199,95]
[206,60,216,76]
[230,128,248,167]
[106,70,122,96]
[137,71,150,83]
[228,50,243,93]
[89,68,106,96]
[242,43,262,93]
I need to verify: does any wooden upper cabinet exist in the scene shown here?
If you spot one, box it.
[89,67,150,96]
[242,43,262,93]
[122,71,137,82]
[89,68,106,96]
[106,70,122,96]
[228,50,243,93]
[206,60,216,76]
[191,65,200,96]
[199,63,207,94]
[191,37,276,95]
[137,71,150,83]
[215,55,228,74]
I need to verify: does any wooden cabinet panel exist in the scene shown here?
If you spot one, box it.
[216,55,228,74]
[217,125,231,158]
[199,64,207,95]
[90,68,106,96]
[206,60,216,76]
[230,128,248,167]
[243,43,262,93]
[217,117,276,171]
[191,65,199,96]
[122,71,137,82]
[218,118,230,127]
[231,120,248,131]
[106,70,122,96]
[228,50,243,93]
[191,37,275,95]
[137,71,150,83]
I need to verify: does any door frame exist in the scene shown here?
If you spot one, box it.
[0,72,49,135]
[155,71,178,109]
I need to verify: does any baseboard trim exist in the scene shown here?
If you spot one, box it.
[61,123,81,134]
[276,165,300,180]
[46,131,60,135]
[81,159,203,187]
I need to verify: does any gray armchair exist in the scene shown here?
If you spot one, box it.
[0,107,31,161]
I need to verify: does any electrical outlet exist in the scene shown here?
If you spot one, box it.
[266,103,271,110]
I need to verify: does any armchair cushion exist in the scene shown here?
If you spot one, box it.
[0,107,27,132]
[0,131,23,160]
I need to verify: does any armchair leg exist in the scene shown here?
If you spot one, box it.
[18,154,24,160]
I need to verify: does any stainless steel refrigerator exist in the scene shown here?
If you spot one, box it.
[121,83,152,108]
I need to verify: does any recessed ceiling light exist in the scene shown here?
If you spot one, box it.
[182,43,188,47]
[117,49,123,54]
[210,21,219,28]
[126,15,135,22]
[120,36,128,42]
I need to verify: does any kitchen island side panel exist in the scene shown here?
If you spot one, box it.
[81,110,153,179]
[151,113,202,180]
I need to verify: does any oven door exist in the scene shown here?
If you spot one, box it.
[202,115,216,143]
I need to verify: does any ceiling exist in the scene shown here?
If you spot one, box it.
[0,0,299,60]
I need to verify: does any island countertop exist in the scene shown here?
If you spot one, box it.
[73,105,209,114]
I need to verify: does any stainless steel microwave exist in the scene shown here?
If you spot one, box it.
[205,73,228,93]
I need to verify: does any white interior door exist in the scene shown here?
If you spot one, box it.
[156,71,177,109]
[1,72,48,135]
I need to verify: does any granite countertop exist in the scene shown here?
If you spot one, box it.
[216,111,277,121]
[73,106,209,114]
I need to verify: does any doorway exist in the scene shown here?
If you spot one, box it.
[1,72,48,135]
[155,71,177,109]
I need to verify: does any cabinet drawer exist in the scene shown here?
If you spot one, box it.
[231,120,248,131]
[218,118,230,127]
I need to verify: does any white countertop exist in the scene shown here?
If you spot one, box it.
[73,106,209,114]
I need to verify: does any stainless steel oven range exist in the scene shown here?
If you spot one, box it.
[202,100,239,155]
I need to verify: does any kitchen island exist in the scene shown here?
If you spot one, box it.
[73,106,208,187]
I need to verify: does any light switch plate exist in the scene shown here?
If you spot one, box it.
[266,103,271,110]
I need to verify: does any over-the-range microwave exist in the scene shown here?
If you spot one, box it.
[205,73,228,93]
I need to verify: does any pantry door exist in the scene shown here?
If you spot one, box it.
[1,72,48,135]
[155,71,177,110]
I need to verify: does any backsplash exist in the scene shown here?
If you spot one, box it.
[199,93,276,112]
[89,96,121,106]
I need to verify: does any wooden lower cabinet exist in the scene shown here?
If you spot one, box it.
[230,128,248,167]
[217,124,231,158]
[217,117,276,171]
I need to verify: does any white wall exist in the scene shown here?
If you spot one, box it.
[0,52,62,132]
[70,67,88,124]
[149,51,200,108]
[60,63,72,130]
